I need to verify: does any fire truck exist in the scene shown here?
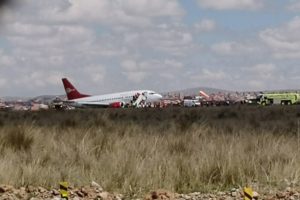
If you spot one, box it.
[258,92,300,106]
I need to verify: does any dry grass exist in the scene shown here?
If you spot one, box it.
[0,106,300,196]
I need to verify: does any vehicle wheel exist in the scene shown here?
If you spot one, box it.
[261,101,266,106]
[287,101,292,105]
[281,101,285,105]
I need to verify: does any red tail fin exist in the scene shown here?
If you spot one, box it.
[200,90,210,100]
[62,78,90,100]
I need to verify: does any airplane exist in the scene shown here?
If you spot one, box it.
[62,78,162,108]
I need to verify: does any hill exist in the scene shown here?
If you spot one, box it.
[162,87,231,96]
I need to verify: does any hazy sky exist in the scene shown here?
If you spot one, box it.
[0,0,300,96]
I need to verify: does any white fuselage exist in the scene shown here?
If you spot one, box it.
[71,90,162,106]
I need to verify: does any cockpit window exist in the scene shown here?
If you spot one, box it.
[149,92,155,95]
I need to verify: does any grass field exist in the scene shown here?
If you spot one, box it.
[0,106,300,196]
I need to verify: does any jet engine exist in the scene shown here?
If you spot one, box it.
[109,102,124,108]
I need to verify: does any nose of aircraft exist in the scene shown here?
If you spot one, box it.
[145,92,163,102]
[155,93,163,99]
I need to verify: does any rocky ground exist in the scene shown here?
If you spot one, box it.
[1,182,300,200]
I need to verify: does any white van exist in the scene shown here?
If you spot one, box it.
[183,99,201,107]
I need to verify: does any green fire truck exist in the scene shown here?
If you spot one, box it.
[258,92,300,106]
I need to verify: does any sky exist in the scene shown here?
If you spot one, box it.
[0,0,300,96]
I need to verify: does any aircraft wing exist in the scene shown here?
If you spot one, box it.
[65,101,126,108]
[63,101,110,108]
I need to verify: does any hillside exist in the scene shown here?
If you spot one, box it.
[162,87,231,96]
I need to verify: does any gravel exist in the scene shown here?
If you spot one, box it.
[1,183,300,200]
